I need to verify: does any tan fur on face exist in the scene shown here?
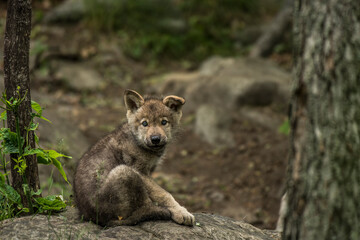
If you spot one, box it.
[126,94,184,150]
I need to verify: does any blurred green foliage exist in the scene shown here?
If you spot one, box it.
[278,119,290,135]
[85,0,267,62]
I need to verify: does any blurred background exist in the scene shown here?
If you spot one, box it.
[0,0,292,229]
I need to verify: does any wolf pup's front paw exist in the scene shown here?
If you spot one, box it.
[169,206,195,226]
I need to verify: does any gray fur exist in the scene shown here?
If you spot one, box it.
[74,90,194,227]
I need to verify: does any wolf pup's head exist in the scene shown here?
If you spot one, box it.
[124,89,185,152]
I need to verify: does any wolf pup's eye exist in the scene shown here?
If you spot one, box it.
[161,120,168,125]
[142,121,148,127]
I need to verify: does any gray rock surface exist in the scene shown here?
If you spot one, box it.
[0,207,280,240]
[54,62,105,91]
[195,105,234,147]
[43,0,85,24]
[160,56,291,113]
[156,56,291,146]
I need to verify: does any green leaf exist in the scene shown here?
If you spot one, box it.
[23,147,44,156]
[34,195,66,212]
[53,158,69,183]
[36,150,52,165]
[21,207,30,213]
[0,111,6,121]
[37,154,51,165]
[0,128,23,154]
[22,183,30,194]
[0,173,5,184]
[39,115,51,123]
[278,119,290,136]
[31,189,42,196]
[34,133,39,144]
[31,101,51,123]
[36,149,70,183]
[13,157,27,175]
[0,183,21,204]
[28,122,39,131]
[31,100,42,115]
[36,149,53,164]
[45,149,72,159]
[12,100,18,107]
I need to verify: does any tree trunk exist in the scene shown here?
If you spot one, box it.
[3,0,40,207]
[283,0,360,239]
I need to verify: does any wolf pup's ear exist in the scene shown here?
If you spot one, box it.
[124,89,144,112]
[163,95,185,111]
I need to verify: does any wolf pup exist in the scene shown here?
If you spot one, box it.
[74,89,195,227]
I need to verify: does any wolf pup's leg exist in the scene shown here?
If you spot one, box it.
[96,165,171,226]
[140,175,195,226]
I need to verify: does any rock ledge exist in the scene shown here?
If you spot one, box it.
[0,207,280,240]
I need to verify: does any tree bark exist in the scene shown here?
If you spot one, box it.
[283,0,360,239]
[3,0,40,206]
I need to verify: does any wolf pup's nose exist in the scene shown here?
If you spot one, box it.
[151,135,161,145]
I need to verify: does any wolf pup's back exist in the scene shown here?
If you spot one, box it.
[74,90,194,226]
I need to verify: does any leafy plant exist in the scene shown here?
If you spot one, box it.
[34,195,67,212]
[0,181,28,220]
[0,88,70,220]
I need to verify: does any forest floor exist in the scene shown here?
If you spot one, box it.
[162,113,288,229]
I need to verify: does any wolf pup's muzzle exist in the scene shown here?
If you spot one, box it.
[147,135,166,150]
[151,135,161,145]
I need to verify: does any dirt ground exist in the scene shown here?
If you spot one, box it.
[159,111,288,229]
